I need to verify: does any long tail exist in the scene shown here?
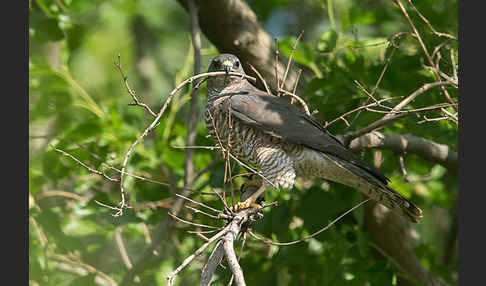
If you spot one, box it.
[326,154,423,223]
[381,186,423,223]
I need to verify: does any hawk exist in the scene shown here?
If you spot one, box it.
[205,53,422,223]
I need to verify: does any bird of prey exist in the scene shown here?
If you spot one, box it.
[204,53,422,223]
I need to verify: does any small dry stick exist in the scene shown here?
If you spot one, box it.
[343,36,401,132]
[274,37,280,96]
[53,147,119,182]
[174,193,221,214]
[290,68,303,104]
[185,205,221,220]
[225,100,235,207]
[440,107,458,124]
[387,81,453,114]
[393,0,456,110]
[114,71,255,216]
[365,102,456,114]
[325,97,401,128]
[188,229,221,235]
[249,198,370,246]
[417,115,449,124]
[341,102,457,145]
[223,231,246,286]
[167,225,231,285]
[407,0,457,40]
[207,108,232,211]
[280,30,304,90]
[104,164,216,195]
[278,89,311,116]
[168,212,221,229]
[115,54,157,117]
[248,63,272,95]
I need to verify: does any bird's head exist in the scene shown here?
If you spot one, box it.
[206,54,247,94]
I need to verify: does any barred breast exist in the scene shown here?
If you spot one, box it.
[205,95,296,190]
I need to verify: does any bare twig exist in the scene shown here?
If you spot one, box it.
[387,81,453,114]
[185,205,221,220]
[274,37,280,96]
[207,107,277,190]
[173,193,221,214]
[167,223,231,285]
[324,97,401,128]
[53,147,119,182]
[407,0,457,40]
[115,54,157,118]
[278,89,311,116]
[353,80,392,108]
[248,198,370,246]
[168,212,222,229]
[280,30,304,90]
[290,68,303,104]
[393,0,457,110]
[417,115,450,124]
[114,71,255,216]
[440,107,458,124]
[341,102,457,145]
[248,63,272,95]
[343,34,402,132]
[365,102,456,114]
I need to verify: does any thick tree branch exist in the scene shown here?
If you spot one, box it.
[348,131,457,170]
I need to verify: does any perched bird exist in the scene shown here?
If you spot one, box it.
[204,53,422,223]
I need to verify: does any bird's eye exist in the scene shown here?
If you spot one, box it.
[212,59,220,68]
[234,61,240,68]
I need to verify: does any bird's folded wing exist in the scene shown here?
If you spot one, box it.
[222,90,390,185]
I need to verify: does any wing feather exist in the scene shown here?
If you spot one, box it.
[222,90,389,185]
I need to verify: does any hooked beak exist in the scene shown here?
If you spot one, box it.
[222,60,233,75]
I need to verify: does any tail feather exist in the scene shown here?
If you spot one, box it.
[385,186,423,223]
[325,154,423,223]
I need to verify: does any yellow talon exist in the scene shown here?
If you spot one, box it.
[232,201,262,212]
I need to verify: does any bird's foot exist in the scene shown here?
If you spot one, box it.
[232,201,262,212]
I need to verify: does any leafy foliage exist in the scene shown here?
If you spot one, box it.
[29,0,457,285]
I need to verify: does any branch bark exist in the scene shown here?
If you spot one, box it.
[347,131,457,171]
[357,132,456,286]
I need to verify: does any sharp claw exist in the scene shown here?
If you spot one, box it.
[232,201,262,212]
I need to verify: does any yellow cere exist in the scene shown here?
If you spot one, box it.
[223,60,232,67]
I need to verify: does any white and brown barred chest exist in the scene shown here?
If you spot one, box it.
[204,90,327,189]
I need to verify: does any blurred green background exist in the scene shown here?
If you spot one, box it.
[29,0,458,285]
